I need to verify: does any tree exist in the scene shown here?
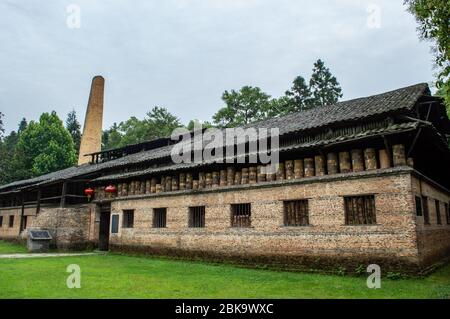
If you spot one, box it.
[66,110,81,153]
[405,0,450,112]
[145,106,182,139]
[16,111,77,177]
[102,123,123,150]
[0,112,4,139]
[118,116,148,146]
[101,107,183,149]
[309,59,343,107]
[285,76,314,112]
[0,117,31,185]
[18,118,27,134]
[213,86,272,127]
[187,119,213,131]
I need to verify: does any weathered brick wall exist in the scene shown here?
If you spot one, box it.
[29,205,96,249]
[411,176,450,267]
[108,171,423,272]
[0,207,37,239]
[0,207,22,238]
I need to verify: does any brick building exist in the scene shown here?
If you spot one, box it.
[0,81,449,273]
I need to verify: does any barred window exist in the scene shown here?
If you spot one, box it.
[344,195,376,225]
[435,200,442,225]
[189,206,205,228]
[153,208,167,228]
[0,216,3,227]
[422,196,430,225]
[415,196,423,216]
[231,203,251,228]
[122,210,134,228]
[284,200,309,226]
[9,215,14,228]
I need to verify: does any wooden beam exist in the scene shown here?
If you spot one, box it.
[382,135,392,162]
[36,188,41,215]
[19,192,25,234]
[60,182,67,208]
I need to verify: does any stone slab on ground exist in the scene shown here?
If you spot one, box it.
[0,252,105,259]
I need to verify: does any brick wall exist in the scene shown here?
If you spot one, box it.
[107,171,428,272]
[0,207,37,239]
[411,175,450,267]
[27,205,96,249]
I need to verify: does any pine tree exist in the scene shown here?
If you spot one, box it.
[66,110,82,154]
[309,59,343,107]
[18,118,27,134]
[0,112,4,139]
[285,76,314,112]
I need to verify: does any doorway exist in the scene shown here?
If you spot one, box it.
[98,204,111,251]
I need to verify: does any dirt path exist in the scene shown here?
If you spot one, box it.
[0,252,104,259]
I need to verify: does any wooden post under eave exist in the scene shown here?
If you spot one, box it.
[36,188,41,215]
[19,192,25,234]
[60,182,67,208]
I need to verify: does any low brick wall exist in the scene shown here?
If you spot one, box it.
[412,176,450,267]
[29,205,95,250]
[107,171,437,273]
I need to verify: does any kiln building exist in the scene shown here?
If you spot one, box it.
[0,78,449,273]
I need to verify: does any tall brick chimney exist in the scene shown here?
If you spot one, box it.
[78,76,105,165]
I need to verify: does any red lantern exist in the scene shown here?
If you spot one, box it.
[105,185,117,194]
[84,188,94,200]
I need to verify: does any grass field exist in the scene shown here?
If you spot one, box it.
[0,240,449,299]
[0,239,28,254]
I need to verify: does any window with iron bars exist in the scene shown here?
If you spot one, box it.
[415,196,423,216]
[422,196,430,225]
[189,206,205,228]
[284,200,309,226]
[231,203,251,228]
[153,208,167,228]
[344,195,376,225]
[435,200,442,225]
[122,210,134,228]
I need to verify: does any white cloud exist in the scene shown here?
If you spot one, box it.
[0,0,434,132]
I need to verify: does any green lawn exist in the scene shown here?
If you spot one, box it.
[0,241,449,299]
[0,239,28,254]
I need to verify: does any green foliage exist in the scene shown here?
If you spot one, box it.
[0,116,31,185]
[213,59,343,127]
[186,119,213,131]
[355,264,367,276]
[102,122,123,150]
[102,107,183,149]
[18,118,27,134]
[309,59,343,107]
[405,0,450,109]
[146,106,183,139]
[16,111,77,177]
[335,266,347,276]
[66,110,81,154]
[213,86,272,128]
[284,76,313,112]
[0,112,4,138]
[386,272,408,280]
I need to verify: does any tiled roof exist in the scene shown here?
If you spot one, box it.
[0,83,430,192]
[92,121,421,182]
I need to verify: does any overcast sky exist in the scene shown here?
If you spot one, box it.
[0,0,436,133]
